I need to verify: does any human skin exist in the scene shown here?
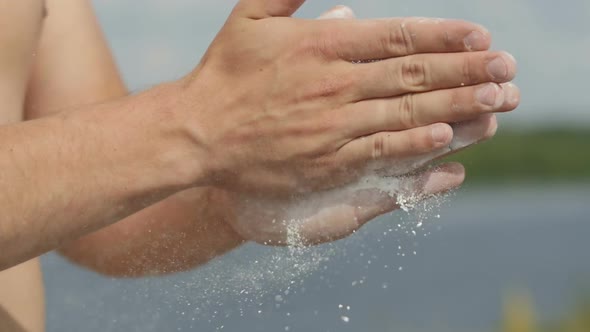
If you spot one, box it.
[57,2,517,273]
[0,2,47,331]
[0,0,518,330]
[0,0,520,271]
[226,6,519,245]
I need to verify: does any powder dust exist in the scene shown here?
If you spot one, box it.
[160,168,455,331]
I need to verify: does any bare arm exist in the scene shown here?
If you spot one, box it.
[26,0,243,277]
[0,0,44,122]
[1,80,201,270]
[2,0,517,273]
[0,2,47,330]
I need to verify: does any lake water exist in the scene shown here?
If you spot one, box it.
[43,183,590,332]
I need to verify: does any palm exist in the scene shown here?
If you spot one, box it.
[227,161,464,246]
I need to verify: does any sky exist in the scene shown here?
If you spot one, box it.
[92,0,590,128]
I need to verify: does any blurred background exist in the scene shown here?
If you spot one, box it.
[42,1,590,331]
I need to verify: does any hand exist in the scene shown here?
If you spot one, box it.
[223,6,519,246]
[180,0,517,196]
[229,162,465,246]
[314,6,517,171]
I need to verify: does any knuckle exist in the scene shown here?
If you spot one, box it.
[443,30,453,50]
[310,73,355,99]
[372,134,387,159]
[400,58,428,89]
[386,20,415,55]
[296,39,325,60]
[461,55,476,84]
[449,89,467,115]
[398,93,417,128]
[294,28,336,60]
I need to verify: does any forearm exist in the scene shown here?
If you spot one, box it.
[60,188,244,277]
[16,0,516,275]
[1,83,198,270]
[24,0,244,276]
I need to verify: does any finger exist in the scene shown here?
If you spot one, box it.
[337,123,454,167]
[449,113,499,151]
[352,51,517,100]
[438,82,520,122]
[318,5,356,19]
[315,17,490,61]
[343,82,520,135]
[372,113,502,177]
[296,162,465,245]
[403,162,466,196]
[233,0,306,19]
[293,188,396,245]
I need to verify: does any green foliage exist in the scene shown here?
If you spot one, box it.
[446,129,590,183]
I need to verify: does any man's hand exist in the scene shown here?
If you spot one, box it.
[51,4,513,275]
[0,0,519,275]
[180,0,518,196]
[217,5,520,246]
[229,162,465,245]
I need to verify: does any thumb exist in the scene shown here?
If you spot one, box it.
[233,0,306,19]
[295,162,465,245]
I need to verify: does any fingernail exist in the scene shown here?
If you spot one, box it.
[318,6,354,19]
[431,124,451,144]
[501,82,521,105]
[505,52,517,66]
[463,30,487,51]
[476,83,504,107]
[335,6,355,18]
[449,114,497,150]
[487,57,508,80]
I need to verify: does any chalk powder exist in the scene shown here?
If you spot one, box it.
[174,133,473,328]
[172,168,452,332]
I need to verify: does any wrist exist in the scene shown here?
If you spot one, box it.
[138,80,213,189]
[68,81,212,193]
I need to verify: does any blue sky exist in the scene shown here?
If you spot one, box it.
[92,0,590,127]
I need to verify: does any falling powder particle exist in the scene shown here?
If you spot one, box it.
[175,164,455,331]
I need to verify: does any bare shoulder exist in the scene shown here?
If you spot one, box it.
[0,2,48,331]
[0,0,46,122]
[0,259,45,332]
